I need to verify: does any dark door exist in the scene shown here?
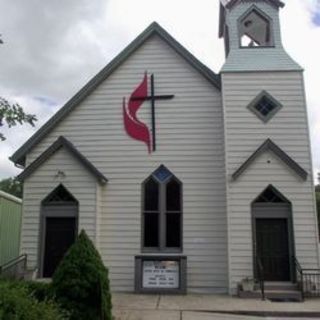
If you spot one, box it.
[256,218,290,281]
[43,217,76,277]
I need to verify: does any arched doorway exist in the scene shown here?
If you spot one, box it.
[40,185,78,278]
[252,185,294,282]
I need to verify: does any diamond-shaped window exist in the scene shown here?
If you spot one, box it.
[247,91,282,123]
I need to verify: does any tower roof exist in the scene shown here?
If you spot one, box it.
[220,0,284,9]
[219,0,285,38]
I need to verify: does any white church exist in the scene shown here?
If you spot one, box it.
[10,0,320,296]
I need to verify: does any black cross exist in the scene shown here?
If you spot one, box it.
[131,74,174,151]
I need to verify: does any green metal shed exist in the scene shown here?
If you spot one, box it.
[0,190,22,266]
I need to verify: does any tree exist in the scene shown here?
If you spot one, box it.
[0,35,37,141]
[52,230,112,320]
[0,97,37,141]
[0,177,23,198]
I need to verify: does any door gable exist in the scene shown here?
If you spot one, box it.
[232,139,308,181]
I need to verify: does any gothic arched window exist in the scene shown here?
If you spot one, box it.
[142,165,182,252]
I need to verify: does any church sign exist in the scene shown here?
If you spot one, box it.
[142,260,179,289]
[135,256,187,294]
[123,73,174,153]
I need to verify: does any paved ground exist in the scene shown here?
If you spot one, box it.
[112,293,320,320]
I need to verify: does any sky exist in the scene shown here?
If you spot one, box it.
[0,0,320,182]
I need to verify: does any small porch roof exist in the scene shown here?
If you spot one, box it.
[17,136,108,185]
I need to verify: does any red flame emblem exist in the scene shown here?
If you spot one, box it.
[123,74,151,153]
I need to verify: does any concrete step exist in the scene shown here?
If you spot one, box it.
[239,282,303,301]
[263,282,299,291]
[239,289,302,301]
[264,289,302,302]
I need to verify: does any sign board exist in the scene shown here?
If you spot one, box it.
[142,260,179,289]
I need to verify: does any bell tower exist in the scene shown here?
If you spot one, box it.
[219,0,320,294]
[219,0,301,71]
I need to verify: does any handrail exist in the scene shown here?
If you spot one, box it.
[0,254,27,274]
[256,256,265,300]
[292,256,304,301]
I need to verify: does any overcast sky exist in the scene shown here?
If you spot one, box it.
[0,0,320,182]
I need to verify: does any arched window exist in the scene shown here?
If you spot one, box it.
[142,165,182,252]
[254,185,289,203]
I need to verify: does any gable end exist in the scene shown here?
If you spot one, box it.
[232,139,308,181]
[17,136,108,184]
[10,22,221,167]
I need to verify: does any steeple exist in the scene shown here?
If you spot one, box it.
[218,0,301,72]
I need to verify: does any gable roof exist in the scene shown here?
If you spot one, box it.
[232,139,308,181]
[219,0,285,38]
[17,136,108,185]
[10,22,221,167]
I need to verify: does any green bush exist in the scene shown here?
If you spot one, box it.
[22,280,53,302]
[52,230,112,320]
[0,279,53,302]
[0,281,67,320]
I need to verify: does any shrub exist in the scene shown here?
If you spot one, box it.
[52,230,112,320]
[23,280,53,302]
[0,281,67,320]
[0,279,53,302]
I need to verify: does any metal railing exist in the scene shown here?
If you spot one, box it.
[293,256,320,300]
[0,254,27,280]
[302,269,320,298]
[292,256,304,300]
[255,256,265,300]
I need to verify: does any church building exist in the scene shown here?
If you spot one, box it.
[11,0,320,295]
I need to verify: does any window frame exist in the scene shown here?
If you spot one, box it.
[247,90,283,123]
[141,167,183,253]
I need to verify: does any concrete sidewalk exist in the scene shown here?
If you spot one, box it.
[112,293,320,319]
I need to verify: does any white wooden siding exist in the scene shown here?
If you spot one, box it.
[21,147,97,270]
[24,35,227,293]
[222,71,320,293]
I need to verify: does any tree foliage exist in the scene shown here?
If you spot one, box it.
[0,97,37,141]
[52,230,112,320]
[0,35,37,140]
[0,177,22,198]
